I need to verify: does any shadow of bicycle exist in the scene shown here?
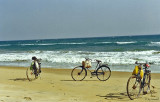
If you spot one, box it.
[96,92,129,101]
[61,80,99,81]
[97,89,159,101]
[9,78,28,81]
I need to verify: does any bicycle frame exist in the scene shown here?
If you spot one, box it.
[134,62,151,95]
[138,64,150,88]
[86,60,109,78]
[86,60,100,70]
[141,67,151,90]
[85,60,104,73]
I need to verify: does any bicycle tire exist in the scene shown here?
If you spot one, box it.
[26,68,37,81]
[143,73,151,94]
[96,66,111,81]
[71,66,87,81]
[126,75,141,100]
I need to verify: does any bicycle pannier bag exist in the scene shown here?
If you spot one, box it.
[132,66,144,79]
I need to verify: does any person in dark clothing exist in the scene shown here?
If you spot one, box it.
[30,56,41,76]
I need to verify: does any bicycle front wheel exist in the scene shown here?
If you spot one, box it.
[71,66,87,81]
[127,75,141,100]
[26,68,36,81]
[96,66,111,81]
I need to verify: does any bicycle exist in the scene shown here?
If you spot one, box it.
[26,59,41,81]
[126,61,151,100]
[71,58,111,81]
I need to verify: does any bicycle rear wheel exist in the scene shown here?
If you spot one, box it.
[143,73,151,94]
[127,75,141,100]
[71,66,87,81]
[26,68,36,81]
[96,66,111,81]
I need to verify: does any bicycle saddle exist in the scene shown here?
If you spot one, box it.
[96,60,102,63]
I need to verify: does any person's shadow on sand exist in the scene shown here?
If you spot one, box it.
[9,78,28,81]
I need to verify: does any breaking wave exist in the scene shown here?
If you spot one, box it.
[0,50,160,68]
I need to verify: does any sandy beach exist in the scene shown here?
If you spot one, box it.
[0,66,159,102]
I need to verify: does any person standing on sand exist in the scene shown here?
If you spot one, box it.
[30,56,41,76]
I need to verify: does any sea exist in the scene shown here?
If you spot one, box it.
[0,34,160,73]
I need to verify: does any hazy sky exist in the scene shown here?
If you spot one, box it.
[0,0,160,41]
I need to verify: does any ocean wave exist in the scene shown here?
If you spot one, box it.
[148,42,160,46]
[19,42,87,46]
[0,44,11,47]
[0,50,160,73]
[116,41,136,44]
[94,41,137,45]
[54,42,86,45]
[20,44,35,46]
[20,43,55,46]
[94,42,112,44]
[0,50,159,65]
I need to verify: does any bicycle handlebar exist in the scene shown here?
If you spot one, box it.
[85,58,103,64]
[135,61,146,65]
[135,61,153,65]
[135,61,151,68]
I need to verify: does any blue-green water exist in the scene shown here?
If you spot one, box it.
[0,35,160,73]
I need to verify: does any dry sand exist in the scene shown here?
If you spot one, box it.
[0,66,159,102]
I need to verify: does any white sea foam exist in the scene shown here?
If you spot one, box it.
[55,43,86,45]
[0,50,159,65]
[0,50,160,72]
[20,43,55,46]
[95,41,136,44]
[94,42,112,44]
[20,44,35,46]
[116,41,136,44]
[148,42,160,46]
[19,43,86,46]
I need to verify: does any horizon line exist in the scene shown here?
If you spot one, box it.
[0,33,160,42]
